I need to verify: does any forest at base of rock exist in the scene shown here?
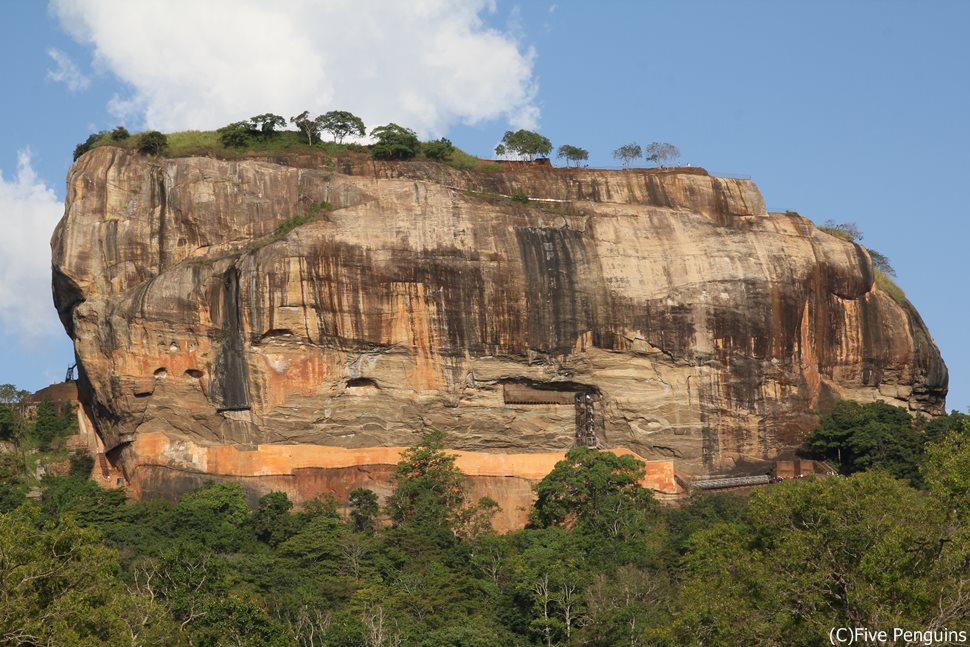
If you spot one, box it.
[0,395,968,647]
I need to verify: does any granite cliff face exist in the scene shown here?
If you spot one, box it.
[51,147,947,516]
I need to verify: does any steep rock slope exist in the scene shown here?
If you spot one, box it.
[52,148,946,507]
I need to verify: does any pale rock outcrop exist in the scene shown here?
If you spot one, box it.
[51,148,947,516]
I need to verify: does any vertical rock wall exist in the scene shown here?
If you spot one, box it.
[51,148,947,514]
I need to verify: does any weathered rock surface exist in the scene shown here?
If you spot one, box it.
[51,147,947,510]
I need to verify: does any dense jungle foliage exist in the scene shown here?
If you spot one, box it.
[0,391,968,646]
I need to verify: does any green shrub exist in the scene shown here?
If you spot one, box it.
[248,113,286,140]
[443,148,501,171]
[218,121,254,148]
[423,137,455,161]
[110,126,130,140]
[317,141,367,156]
[875,270,907,305]
[274,201,332,237]
[73,130,108,161]
[818,220,862,242]
[371,123,420,160]
[137,130,168,156]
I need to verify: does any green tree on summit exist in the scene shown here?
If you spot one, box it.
[556,144,588,167]
[289,110,321,144]
[422,137,456,161]
[319,110,366,143]
[249,113,286,139]
[218,121,253,147]
[370,123,420,160]
[496,129,552,161]
[612,142,641,167]
[137,130,168,156]
[72,130,108,160]
[0,384,28,405]
[646,141,680,167]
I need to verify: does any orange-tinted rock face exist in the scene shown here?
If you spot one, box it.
[125,432,679,531]
[51,148,947,523]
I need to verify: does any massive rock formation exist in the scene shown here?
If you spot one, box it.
[51,147,946,518]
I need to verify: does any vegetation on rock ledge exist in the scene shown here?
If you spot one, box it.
[273,201,333,238]
[71,110,683,172]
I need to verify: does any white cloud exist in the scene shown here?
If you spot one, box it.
[50,0,539,137]
[46,48,91,91]
[0,151,64,341]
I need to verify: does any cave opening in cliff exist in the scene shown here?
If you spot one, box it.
[260,328,295,341]
[345,377,380,392]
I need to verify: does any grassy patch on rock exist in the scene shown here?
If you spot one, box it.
[84,129,498,169]
[274,201,333,237]
[875,269,908,305]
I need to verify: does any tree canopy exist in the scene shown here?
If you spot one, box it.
[807,400,926,486]
[0,384,29,444]
[670,471,967,645]
[217,121,253,148]
[0,505,176,645]
[249,113,287,138]
[0,384,27,405]
[370,123,420,160]
[556,144,588,167]
[530,447,649,530]
[422,137,455,161]
[3,400,968,643]
[73,131,108,161]
[137,131,168,156]
[289,111,321,145]
[645,141,680,167]
[496,129,552,161]
[612,142,641,167]
[922,418,970,515]
[319,110,366,144]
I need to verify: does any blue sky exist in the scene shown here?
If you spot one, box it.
[1,1,967,411]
